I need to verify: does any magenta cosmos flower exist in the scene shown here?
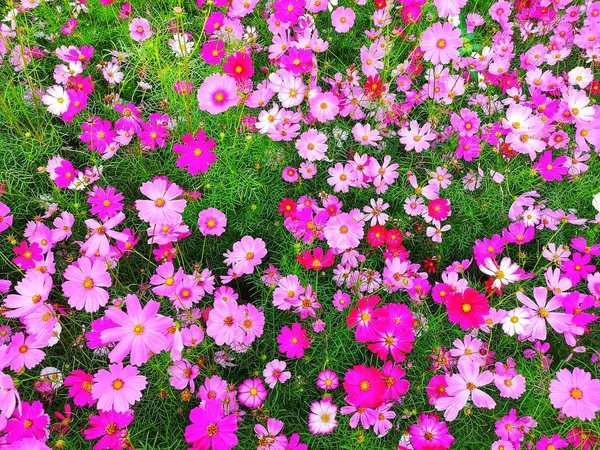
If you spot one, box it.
[198,207,227,236]
[100,294,174,366]
[84,410,133,450]
[277,323,310,358]
[421,22,463,65]
[173,129,217,175]
[238,378,268,408]
[12,241,42,270]
[64,369,95,407]
[185,399,239,450]
[3,400,49,444]
[549,368,600,421]
[92,362,147,413]
[62,257,112,313]
[135,178,187,225]
[197,73,240,115]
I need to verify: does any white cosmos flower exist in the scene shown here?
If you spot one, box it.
[42,85,70,116]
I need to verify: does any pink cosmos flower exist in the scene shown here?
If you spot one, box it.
[8,332,46,372]
[323,212,364,251]
[100,294,173,366]
[168,359,199,392]
[173,129,217,175]
[296,129,328,161]
[84,410,133,450]
[263,359,291,388]
[185,399,239,450]
[64,370,96,407]
[135,178,187,225]
[129,18,152,42]
[273,274,304,310]
[331,7,356,33]
[549,368,600,421]
[92,362,147,413]
[435,358,496,421]
[5,270,52,319]
[399,120,436,152]
[254,418,286,449]
[197,73,239,115]
[308,398,338,435]
[82,213,128,257]
[352,123,382,146]
[238,378,267,408]
[0,372,21,419]
[62,257,112,313]
[206,298,239,346]
[12,241,43,270]
[421,22,463,65]
[309,91,340,123]
[516,287,571,341]
[317,369,339,390]
[87,185,124,220]
[197,207,227,236]
[0,202,14,233]
[223,235,267,275]
[277,323,310,358]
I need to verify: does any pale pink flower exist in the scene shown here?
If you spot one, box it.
[92,362,147,413]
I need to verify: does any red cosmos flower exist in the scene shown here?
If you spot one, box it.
[367,225,387,247]
[446,288,490,330]
[297,247,335,271]
[589,79,600,96]
[222,52,254,82]
[374,0,386,9]
[343,365,387,408]
[385,228,403,247]
[422,257,438,273]
[278,198,297,218]
[364,75,383,100]
[484,277,502,296]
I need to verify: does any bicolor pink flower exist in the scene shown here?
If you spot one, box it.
[308,398,338,435]
[197,207,227,236]
[62,257,112,313]
[197,73,240,115]
[238,378,267,408]
[100,294,173,366]
[92,362,147,413]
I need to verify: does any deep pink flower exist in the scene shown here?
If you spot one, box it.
[277,323,310,358]
[173,129,217,175]
[84,410,133,450]
[12,241,43,270]
[3,400,49,444]
[87,185,124,219]
[238,378,267,408]
[223,51,254,81]
[64,370,96,407]
[343,365,387,408]
[185,399,239,449]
